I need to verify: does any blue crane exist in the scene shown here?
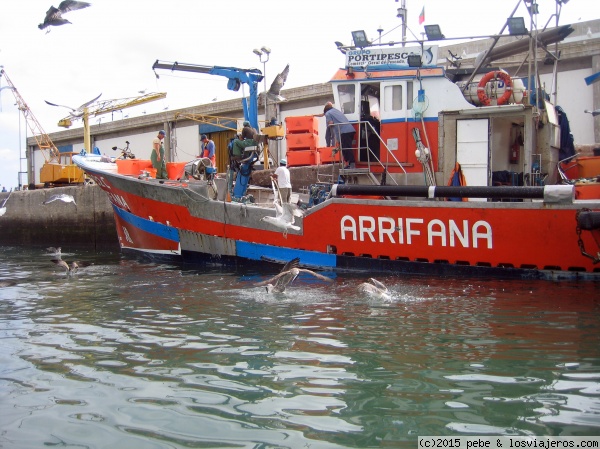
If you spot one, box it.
[151,60,263,131]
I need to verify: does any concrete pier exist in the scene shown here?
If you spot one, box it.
[0,185,118,249]
[0,164,338,249]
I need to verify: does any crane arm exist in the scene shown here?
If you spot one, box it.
[90,92,167,117]
[152,60,263,131]
[0,69,60,163]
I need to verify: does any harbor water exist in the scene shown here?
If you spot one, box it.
[1,245,599,448]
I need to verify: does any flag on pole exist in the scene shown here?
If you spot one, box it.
[419,6,425,25]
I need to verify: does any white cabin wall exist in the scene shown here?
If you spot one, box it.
[171,125,201,162]
[539,68,595,145]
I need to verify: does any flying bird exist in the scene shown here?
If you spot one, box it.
[0,191,12,217]
[267,64,289,102]
[584,109,600,117]
[358,278,391,300]
[43,194,77,206]
[261,180,302,235]
[45,92,101,119]
[254,257,333,293]
[38,1,91,31]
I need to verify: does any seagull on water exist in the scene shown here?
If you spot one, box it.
[43,194,77,206]
[0,190,12,217]
[45,92,101,119]
[39,1,91,31]
[254,257,333,293]
[261,180,302,236]
[266,64,289,102]
[52,259,79,273]
[46,247,62,258]
[358,278,391,300]
[51,258,91,274]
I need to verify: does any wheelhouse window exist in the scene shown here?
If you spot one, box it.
[385,85,403,111]
[337,84,356,114]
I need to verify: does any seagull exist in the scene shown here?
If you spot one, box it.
[584,109,600,117]
[52,259,79,273]
[260,180,302,235]
[0,190,12,217]
[254,257,333,293]
[45,92,101,119]
[0,280,17,287]
[46,247,62,258]
[43,193,77,206]
[51,258,91,274]
[358,278,391,300]
[266,64,289,102]
[38,1,91,31]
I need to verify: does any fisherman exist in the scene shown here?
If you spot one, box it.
[200,134,216,167]
[151,130,168,179]
[271,159,292,203]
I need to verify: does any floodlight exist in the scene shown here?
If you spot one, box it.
[351,30,369,48]
[407,54,422,67]
[507,17,528,35]
[424,25,445,40]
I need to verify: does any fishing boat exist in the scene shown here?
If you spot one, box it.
[73,6,600,280]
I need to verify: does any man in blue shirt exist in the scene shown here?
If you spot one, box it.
[324,103,356,168]
[201,134,216,167]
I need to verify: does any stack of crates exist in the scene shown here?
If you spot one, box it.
[285,116,320,167]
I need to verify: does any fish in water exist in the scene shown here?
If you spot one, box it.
[254,257,333,293]
[358,278,391,300]
[43,194,77,206]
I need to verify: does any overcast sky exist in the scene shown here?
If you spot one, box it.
[0,0,596,188]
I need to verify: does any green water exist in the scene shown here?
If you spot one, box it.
[1,246,599,448]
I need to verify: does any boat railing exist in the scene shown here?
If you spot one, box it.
[330,120,407,186]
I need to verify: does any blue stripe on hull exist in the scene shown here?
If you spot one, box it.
[113,206,180,242]
[236,241,337,269]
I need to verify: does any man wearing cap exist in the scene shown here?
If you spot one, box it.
[200,134,216,167]
[271,159,292,203]
[151,130,167,179]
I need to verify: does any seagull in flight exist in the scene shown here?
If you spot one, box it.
[45,92,101,119]
[584,109,600,117]
[358,278,391,300]
[0,191,12,217]
[43,193,77,206]
[260,180,302,235]
[267,64,289,102]
[254,257,333,293]
[38,1,91,31]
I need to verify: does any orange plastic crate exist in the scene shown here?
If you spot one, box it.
[318,146,342,164]
[286,150,321,167]
[286,132,318,151]
[285,116,319,134]
[577,156,600,178]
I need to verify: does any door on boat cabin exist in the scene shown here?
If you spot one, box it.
[379,80,414,164]
[456,118,489,202]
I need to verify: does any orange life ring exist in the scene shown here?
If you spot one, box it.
[477,71,513,106]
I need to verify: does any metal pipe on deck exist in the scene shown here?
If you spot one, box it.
[330,184,574,203]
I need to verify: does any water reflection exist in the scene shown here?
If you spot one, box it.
[1,246,599,448]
